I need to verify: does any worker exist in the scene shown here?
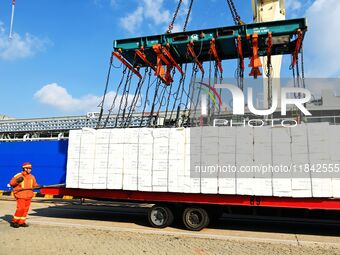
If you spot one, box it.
[9,162,39,228]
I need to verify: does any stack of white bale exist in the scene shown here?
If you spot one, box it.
[152,129,169,192]
[168,128,186,192]
[235,127,253,195]
[66,124,340,198]
[252,127,272,196]
[328,125,340,198]
[307,123,333,197]
[65,130,82,188]
[272,127,292,197]
[200,127,219,194]
[291,124,312,197]
[218,126,236,194]
[93,129,110,189]
[184,128,200,193]
[77,128,96,189]
[138,128,153,191]
[107,128,124,189]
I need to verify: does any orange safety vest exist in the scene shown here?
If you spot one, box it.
[9,171,38,199]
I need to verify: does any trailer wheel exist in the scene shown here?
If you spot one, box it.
[182,207,210,231]
[148,205,174,228]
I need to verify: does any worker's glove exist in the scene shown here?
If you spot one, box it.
[16,177,24,183]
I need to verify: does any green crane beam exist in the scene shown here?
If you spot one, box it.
[113,18,307,68]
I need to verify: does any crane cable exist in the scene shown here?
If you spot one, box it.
[139,69,153,127]
[124,67,149,127]
[149,79,162,122]
[167,0,194,33]
[103,66,127,128]
[226,0,244,25]
[114,70,133,127]
[301,46,306,89]
[157,69,176,119]
[190,67,203,126]
[167,0,183,33]
[163,69,177,123]
[183,0,194,32]
[97,53,114,128]
[191,64,204,127]
[169,63,188,126]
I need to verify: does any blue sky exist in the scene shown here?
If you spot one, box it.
[0,0,338,118]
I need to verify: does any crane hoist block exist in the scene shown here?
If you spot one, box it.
[113,18,307,69]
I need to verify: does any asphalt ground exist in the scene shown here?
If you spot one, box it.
[0,197,339,255]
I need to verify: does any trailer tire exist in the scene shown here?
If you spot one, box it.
[148,205,174,228]
[182,207,210,231]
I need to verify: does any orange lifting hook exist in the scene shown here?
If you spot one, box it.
[248,33,262,79]
[152,44,184,85]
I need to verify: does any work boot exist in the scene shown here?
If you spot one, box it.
[10,222,20,228]
[19,223,29,227]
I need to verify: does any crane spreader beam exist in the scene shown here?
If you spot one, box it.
[113,18,307,68]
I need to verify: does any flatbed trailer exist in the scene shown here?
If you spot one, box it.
[41,187,340,231]
[1,139,339,231]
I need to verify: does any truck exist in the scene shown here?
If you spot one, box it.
[1,0,339,231]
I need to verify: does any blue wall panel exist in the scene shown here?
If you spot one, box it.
[0,141,68,190]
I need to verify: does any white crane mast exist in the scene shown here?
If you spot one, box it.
[251,0,286,109]
[9,0,16,39]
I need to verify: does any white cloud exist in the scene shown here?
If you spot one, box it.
[93,0,116,7]
[143,0,171,26]
[110,0,117,7]
[119,0,190,34]
[303,0,340,77]
[34,83,137,114]
[0,22,49,60]
[171,24,182,33]
[120,6,144,34]
[285,0,302,11]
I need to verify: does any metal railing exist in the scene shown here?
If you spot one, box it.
[0,114,339,141]
[0,115,154,133]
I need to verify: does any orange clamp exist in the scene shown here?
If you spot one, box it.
[236,35,244,70]
[162,45,184,75]
[248,33,262,79]
[152,44,185,85]
[267,32,273,61]
[152,44,173,85]
[135,48,157,72]
[209,38,223,73]
[187,41,204,74]
[291,29,303,68]
[113,51,142,79]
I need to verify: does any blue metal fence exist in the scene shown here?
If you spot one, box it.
[0,141,68,190]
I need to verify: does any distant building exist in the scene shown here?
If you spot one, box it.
[0,115,13,120]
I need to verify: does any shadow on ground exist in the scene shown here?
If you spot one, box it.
[27,201,340,236]
[0,214,13,224]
